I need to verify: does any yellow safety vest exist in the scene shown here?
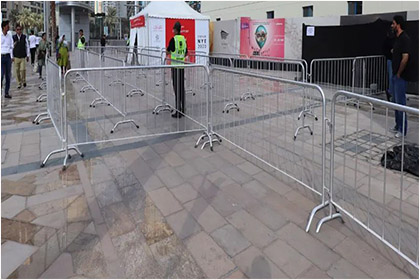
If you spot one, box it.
[77,36,86,50]
[170,35,186,66]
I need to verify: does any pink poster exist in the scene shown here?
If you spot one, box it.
[240,17,285,58]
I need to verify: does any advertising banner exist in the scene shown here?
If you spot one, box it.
[149,18,165,50]
[165,18,196,53]
[195,20,209,54]
[240,17,285,58]
[212,19,239,54]
[130,15,145,28]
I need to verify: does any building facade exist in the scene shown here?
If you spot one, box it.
[201,1,419,21]
[1,1,44,24]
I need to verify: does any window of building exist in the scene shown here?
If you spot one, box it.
[303,6,313,17]
[1,2,7,9]
[348,1,362,15]
[267,10,274,19]
[216,18,221,21]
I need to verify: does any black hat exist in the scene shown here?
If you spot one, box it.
[173,22,181,32]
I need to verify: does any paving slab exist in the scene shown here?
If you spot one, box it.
[333,237,409,279]
[170,183,200,204]
[263,239,313,278]
[149,187,183,216]
[186,231,236,278]
[1,240,38,278]
[40,252,75,279]
[327,258,370,279]
[227,210,276,249]
[166,210,202,240]
[233,246,287,279]
[1,195,26,219]
[210,224,251,257]
[184,197,226,233]
[276,222,340,271]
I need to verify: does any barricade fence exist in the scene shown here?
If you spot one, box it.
[41,50,418,271]
[316,90,419,269]
[310,55,387,101]
[210,66,327,198]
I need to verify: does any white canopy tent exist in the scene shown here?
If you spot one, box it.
[129,1,210,64]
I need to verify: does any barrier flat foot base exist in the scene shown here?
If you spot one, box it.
[316,212,343,233]
[305,201,329,232]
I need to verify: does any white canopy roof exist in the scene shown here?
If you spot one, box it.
[130,1,210,21]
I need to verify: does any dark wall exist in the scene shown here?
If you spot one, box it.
[302,19,419,88]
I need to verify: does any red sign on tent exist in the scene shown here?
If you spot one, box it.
[130,15,145,28]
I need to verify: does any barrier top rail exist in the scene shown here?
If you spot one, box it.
[332,90,419,114]
[210,52,248,58]
[250,55,308,71]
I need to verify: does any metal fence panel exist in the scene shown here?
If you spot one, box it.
[210,66,327,198]
[319,90,419,269]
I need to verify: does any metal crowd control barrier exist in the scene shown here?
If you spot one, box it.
[309,55,387,101]
[40,58,84,168]
[209,66,329,205]
[41,64,213,169]
[314,90,419,270]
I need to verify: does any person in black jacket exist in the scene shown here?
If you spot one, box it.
[12,24,30,89]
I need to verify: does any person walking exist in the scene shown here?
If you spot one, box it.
[390,15,411,138]
[1,20,14,99]
[12,24,30,89]
[167,21,188,118]
[29,30,37,66]
[57,35,69,75]
[100,34,106,54]
[37,33,49,79]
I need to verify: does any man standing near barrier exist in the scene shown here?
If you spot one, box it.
[77,29,86,50]
[390,15,411,138]
[167,21,188,118]
[12,24,30,89]
[1,20,14,99]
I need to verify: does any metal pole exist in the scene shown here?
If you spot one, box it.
[71,7,75,52]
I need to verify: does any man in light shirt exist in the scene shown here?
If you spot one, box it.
[29,30,37,65]
[12,24,30,89]
[1,20,14,98]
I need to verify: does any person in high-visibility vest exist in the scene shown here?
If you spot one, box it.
[167,22,188,118]
[77,29,86,50]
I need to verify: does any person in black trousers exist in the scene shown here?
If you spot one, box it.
[167,22,188,118]
[100,34,106,54]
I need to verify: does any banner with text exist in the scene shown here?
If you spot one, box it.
[240,17,285,58]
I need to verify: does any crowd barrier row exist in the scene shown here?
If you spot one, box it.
[40,48,418,271]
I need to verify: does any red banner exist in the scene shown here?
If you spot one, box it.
[165,18,195,53]
[130,15,145,28]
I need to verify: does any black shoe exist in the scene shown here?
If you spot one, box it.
[171,113,183,118]
[23,83,27,87]
[17,85,22,89]
[5,94,11,99]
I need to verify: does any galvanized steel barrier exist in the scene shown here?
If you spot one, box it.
[40,50,418,271]
[210,66,328,201]
[41,58,84,167]
[314,90,419,269]
[309,55,387,101]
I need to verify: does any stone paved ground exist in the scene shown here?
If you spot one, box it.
[1,61,418,279]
